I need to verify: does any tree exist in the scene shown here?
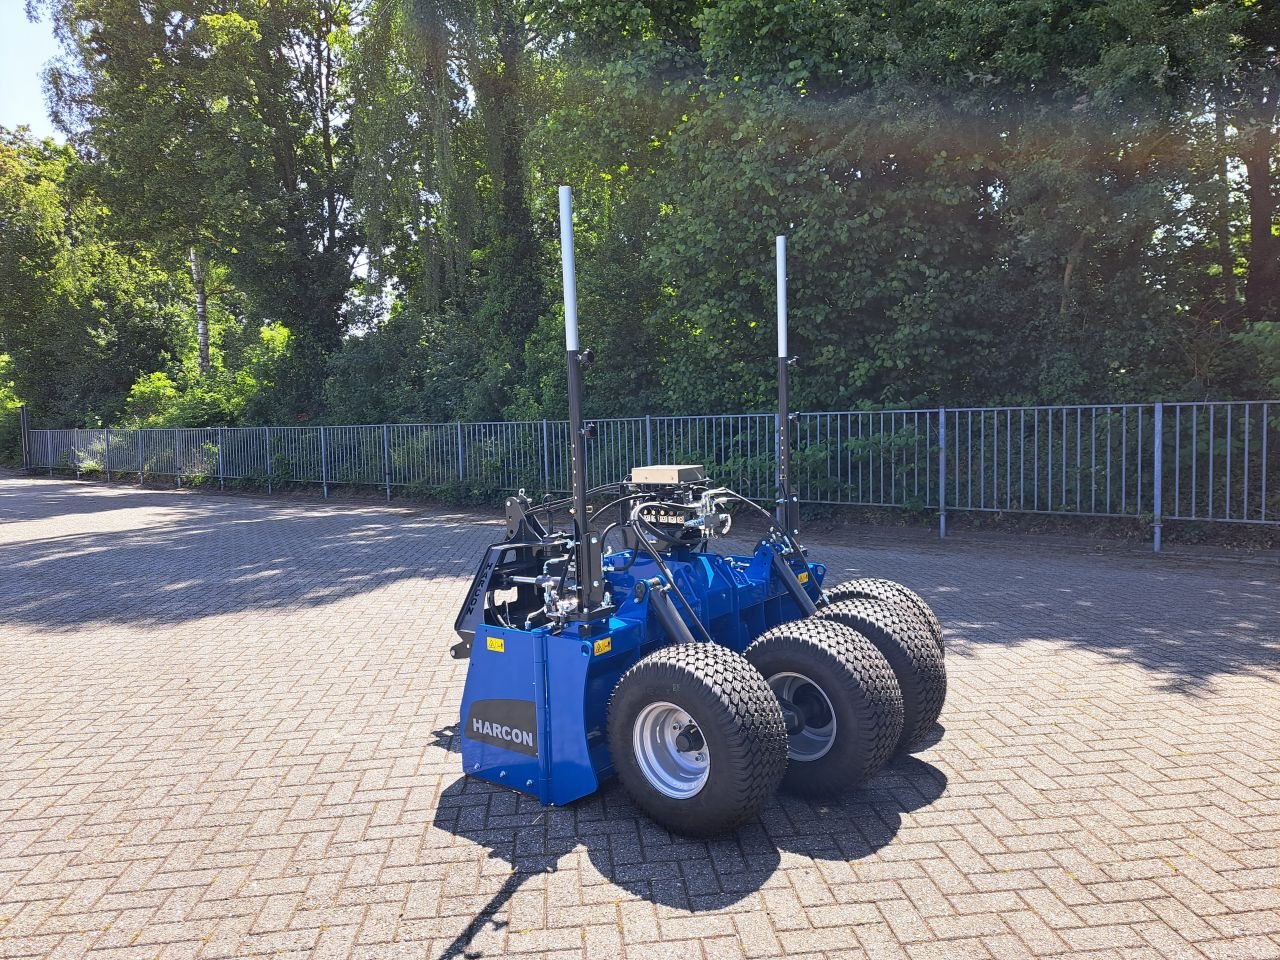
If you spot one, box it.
[10,0,1279,433]
[38,0,360,414]
[1234,4,1279,325]
[0,127,188,425]
[346,0,549,420]
[532,0,1275,406]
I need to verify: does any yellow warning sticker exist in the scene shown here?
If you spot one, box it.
[593,636,612,656]
[486,637,505,653]
[798,571,810,584]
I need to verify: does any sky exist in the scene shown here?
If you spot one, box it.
[0,1,63,139]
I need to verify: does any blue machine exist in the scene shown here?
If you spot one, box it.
[455,520,828,806]
[451,188,945,836]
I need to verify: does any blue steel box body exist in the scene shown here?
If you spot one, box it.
[458,543,826,806]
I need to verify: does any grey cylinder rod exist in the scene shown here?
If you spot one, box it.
[559,185,579,351]
[775,233,799,535]
[776,235,787,358]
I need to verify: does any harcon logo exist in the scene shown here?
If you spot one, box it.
[464,699,538,756]
[472,717,534,749]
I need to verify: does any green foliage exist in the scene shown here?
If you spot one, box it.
[322,306,454,424]
[122,322,291,427]
[406,480,507,507]
[530,0,1275,411]
[0,355,22,466]
[36,0,358,417]
[0,128,189,426]
[121,372,180,426]
[11,0,1279,438]
[1235,322,1280,395]
[121,371,242,428]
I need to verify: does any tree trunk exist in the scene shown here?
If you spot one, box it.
[473,5,543,336]
[189,247,210,375]
[1243,129,1278,324]
[1215,109,1236,304]
[1060,230,1087,320]
[317,0,337,252]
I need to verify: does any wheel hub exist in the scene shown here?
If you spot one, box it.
[776,699,805,734]
[632,702,710,799]
[673,722,705,753]
[767,672,837,762]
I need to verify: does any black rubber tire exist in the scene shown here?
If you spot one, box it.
[607,643,788,837]
[825,578,945,658]
[816,598,946,752]
[745,619,902,798]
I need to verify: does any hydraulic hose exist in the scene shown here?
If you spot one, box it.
[627,504,714,643]
[714,488,807,557]
[528,482,623,520]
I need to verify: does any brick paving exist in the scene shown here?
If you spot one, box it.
[0,474,1277,960]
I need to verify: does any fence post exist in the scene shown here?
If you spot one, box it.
[18,405,31,471]
[320,425,329,498]
[938,407,947,539]
[383,424,392,502]
[456,422,465,483]
[175,430,183,487]
[105,426,111,482]
[540,419,551,493]
[217,427,225,490]
[265,426,272,494]
[74,428,81,479]
[137,430,144,483]
[645,415,653,465]
[1152,402,1163,553]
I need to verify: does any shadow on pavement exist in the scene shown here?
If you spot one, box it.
[1,479,498,631]
[429,749,947,959]
[6,475,1278,691]
[931,569,1280,694]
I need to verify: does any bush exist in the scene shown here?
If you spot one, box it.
[0,408,20,467]
[121,323,291,428]
[1234,322,1280,395]
[0,356,22,466]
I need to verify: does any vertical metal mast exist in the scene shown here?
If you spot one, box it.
[775,235,799,534]
[559,186,605,613]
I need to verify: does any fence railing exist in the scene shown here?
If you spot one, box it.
[22,401,1279,550]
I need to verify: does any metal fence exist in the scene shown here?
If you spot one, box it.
[23,401,1279,550]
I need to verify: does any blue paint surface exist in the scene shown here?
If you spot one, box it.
[458,542,826,806]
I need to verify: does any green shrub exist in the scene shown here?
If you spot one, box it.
[121,323,291,429]
[0,356,22,467]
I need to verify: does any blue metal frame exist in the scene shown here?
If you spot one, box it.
[458,541,827,806]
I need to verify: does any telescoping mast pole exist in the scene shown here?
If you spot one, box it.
[558,186,606,614]
[775,235,800,535]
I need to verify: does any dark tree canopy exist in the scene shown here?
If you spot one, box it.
[0,0,1276,438]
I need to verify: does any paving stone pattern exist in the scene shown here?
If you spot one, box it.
[1,476,1277,960]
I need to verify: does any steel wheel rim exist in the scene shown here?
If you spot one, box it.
[769,671,837,761]
[632,701,710,799]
